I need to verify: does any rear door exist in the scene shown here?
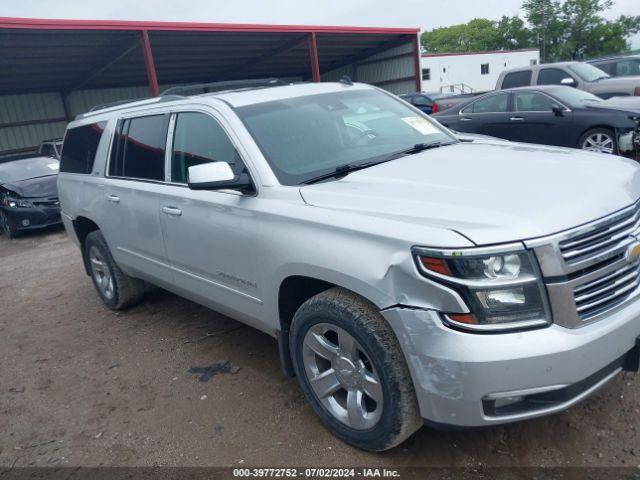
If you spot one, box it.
[98,113,173,285]
[455,92,511,137]
[508,91,574,146]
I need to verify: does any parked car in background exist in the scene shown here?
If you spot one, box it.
[399,91,472,114]
[37,138,63,160]
[59,81,640,451]
[434,85,640,155]
[496,61,640,99]
[0,156,61,238]
[589,55,640,78]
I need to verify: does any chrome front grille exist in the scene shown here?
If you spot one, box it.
[573,262,640,320]
[32,198,60,207]
[527,199,640,328]
[558,203,640,268]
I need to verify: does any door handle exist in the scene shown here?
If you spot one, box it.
[460,117,473,121]
[510,117,525,121]
[162,206,182,217]
[106,194,120,203]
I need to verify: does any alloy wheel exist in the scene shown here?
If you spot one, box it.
[582,132,614,154]
[302,323,383,430]
[89,245,115,300]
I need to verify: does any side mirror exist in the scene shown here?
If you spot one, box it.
[551,105,565,117]
[560,77,577,87]
[187,162,251,191]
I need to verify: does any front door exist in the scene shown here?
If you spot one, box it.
[508,91,573,146]
[157,110,263,325]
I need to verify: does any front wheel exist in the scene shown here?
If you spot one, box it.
[0,210,18,239]
[579,128,617,155]
[290,287,421,451]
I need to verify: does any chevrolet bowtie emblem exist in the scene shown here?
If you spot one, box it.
[627,242,640,263]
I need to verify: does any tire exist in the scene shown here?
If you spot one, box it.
[0,210,18,239]
[290,287,421,451]
[578,127,617,155]
[83,230,144,310]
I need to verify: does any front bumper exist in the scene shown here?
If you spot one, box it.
[383,299,640,427]
[3,204,62,231]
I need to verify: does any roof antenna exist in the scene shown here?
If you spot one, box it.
[339,75,354,86]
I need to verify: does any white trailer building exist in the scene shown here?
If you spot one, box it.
[420,48,540,93]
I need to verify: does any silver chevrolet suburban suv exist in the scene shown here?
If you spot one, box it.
[58,81,640,451]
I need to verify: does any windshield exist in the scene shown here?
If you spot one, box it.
[236,89,456,185]
[568,63,609,82]
[0,157,59,183]
[549,86,602,107]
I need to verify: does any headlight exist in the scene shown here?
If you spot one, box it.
[413,243,551,332]
[2,197,32,208]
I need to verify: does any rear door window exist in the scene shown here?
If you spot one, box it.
[501,71,532,89]
[60,122,107,174]
[170,112,241,184]
[109,114,169,181]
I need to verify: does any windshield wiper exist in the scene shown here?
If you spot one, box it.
[302,160,387,185]
[301,141,452,185]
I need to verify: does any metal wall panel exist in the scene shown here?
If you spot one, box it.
[0,93,66,153]
[321,39,416,95]
[66,86,151,117]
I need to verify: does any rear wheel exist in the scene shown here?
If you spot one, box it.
[579,128,617,155]
[84,230,144,310]
[290,287,421,451]
[0,210,18,239]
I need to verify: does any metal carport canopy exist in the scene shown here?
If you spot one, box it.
[0,17,421,96]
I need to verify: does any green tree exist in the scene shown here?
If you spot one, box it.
[523,0,640,60]
[421,0,639,61]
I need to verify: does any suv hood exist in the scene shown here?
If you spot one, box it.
[1,175,58,198]
[299,142,640,246]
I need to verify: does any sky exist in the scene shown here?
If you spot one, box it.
[1,0,639,48]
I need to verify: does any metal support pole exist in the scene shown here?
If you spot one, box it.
[309,32,321,82]
[141,30,160,97]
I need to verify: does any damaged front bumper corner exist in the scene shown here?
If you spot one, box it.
[382,300,640,428]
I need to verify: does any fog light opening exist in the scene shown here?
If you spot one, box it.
[21,219,30,227]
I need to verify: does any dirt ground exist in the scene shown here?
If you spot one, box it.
[1,227,640,469]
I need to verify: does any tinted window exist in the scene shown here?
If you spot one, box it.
[40,144,55,158]
[615,59,640,77]
[502,71,532,89]
[513,92,555,112]
[171,112,240,184]
[463,94,509,113]
[594,62,615,75]
[412,95,432,107]
[60,122,107,174]
[109,115,168,181]
[537,68,573,85]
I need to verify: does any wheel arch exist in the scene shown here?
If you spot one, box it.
[275,269,394,377]
[73,216,101,275]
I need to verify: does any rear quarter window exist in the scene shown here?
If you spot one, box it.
[60,122,107,174]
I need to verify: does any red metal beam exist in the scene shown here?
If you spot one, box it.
[413,34,421,92]
[309,32,321,82]
[140,30,160,97]
[0,17,420,35]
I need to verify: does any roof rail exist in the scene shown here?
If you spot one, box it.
[75,95,184,120]
[161,78,286,96]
